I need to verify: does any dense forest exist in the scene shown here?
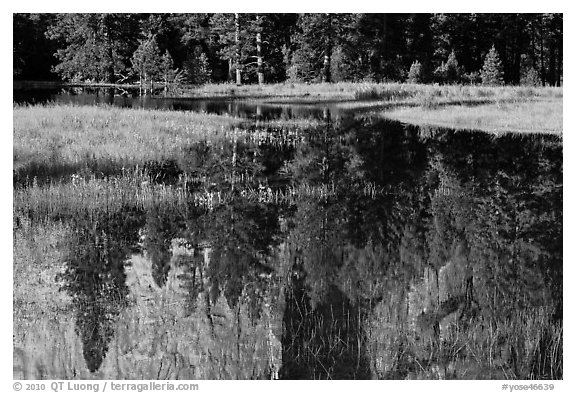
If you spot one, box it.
[14,13,562,86]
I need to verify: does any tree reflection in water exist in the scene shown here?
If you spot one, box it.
[58,207,144,372]
[47,114,561,379]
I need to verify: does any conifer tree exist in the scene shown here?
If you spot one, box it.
[160,50,175,91]
[288,13,355,83]
[210,13,251,84]
[46,13,138,83]
[406,60,423,83]
[434,50,461,84]
[255,15,264,85]
[184,46,212,85]
[13,13,563,85]
[131,35,162,94]
[481,45,504,86]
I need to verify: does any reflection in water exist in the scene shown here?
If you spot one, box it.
[58,207,144,372]
[14,112,562,379]
[281,262,372,379]
[13,87,342,121]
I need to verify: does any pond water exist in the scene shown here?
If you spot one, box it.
[13,89,563,380]
[13,86,340,120]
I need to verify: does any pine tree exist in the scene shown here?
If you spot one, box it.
[197,52,212,84]
[255,15,264,85]
[184,46,212,85]
[521,66,540,87]
[15,13,563,85]
[434,50,461,84]
[46,13,138,83]
[520,54,541,86]
[481,45,504,86]
[131,35,162,94]
[209,13,253,84]
[406,60,423,83]
[288,14,355,83]
[160,50,175,91]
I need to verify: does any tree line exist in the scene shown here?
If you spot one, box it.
[13,13,562,87]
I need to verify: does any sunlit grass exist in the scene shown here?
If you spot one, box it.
[13,104,319,183]
[192,82,563,134]
[14,172,187,223]
[13,104,242,180]
[187,82,562,105]
[382,99,563,134]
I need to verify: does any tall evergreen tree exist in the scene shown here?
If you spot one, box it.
[131,35,162,93]
[255,15,264,85]
[406,61,423,83]
[13,13,561,86]
[209,13,251,83]
[289,13,356,82]
[481,45,504,86]
[46,14,139,83]
[432,50,462,84]
[184,46,212,85]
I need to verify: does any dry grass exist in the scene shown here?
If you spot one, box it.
[188,83,563,134]
[367,306,562,380]
[382,99,563,134]
[13,104,242,180]
[13,103,322,183]
[187,82,562,104]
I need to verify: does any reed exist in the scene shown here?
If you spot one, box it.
[367,306,562,379]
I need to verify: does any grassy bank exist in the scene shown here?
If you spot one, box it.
[186,82,561,103]
[13,104,320,181]
[382,98,563,134]
[13,104,239,172]
[15,82,563,134]
[187,82,563,133]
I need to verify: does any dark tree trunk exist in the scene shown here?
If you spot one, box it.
[539,16,546,86]
[554,16,562,86]
[512,15,523,84]
[101,14,115,84]
[322,14,332,83]
[235,13,242,86]
[549,41,556,86]
[557,39,562,85]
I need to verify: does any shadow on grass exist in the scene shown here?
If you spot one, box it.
[14,158,184,188]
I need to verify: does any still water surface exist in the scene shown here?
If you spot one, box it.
[13,86,338,120]
[13,89,562,380]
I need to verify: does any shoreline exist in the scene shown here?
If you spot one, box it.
[380,98,562,135]
[13,81,563,134]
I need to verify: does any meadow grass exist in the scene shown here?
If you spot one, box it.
[187,82,562,104]
[13,104,243,181]
[13,172,187,222]
[13,103,319,183]
[368,306,562,380]
[438,307,562,380]
[381,99,563,134]
[185,82,562,133]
